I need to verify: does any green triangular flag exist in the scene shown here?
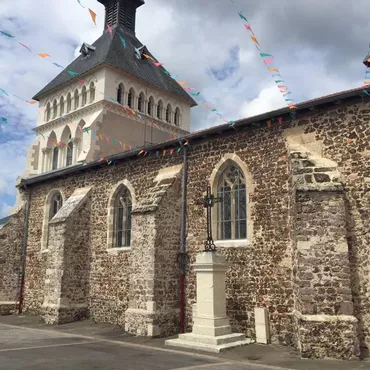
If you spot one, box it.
[238,12,247,22]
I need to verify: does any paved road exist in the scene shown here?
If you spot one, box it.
[0,323,283,370]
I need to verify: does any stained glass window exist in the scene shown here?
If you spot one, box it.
[217,164,247,240]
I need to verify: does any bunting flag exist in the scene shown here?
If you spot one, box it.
[0,88,9,96]
[88,9,97,25]
[38,53,50,58]
[363,49,370,97]
[77,0,86,8]
[0,31,14,38]
[119,34,127,49]
[231,2,296,110]
[19,43,31,52]
[53,63,64,68]
[107,24,113,38]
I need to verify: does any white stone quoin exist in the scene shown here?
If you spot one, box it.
[166,251,251,352]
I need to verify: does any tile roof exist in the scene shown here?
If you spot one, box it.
[33,26,197,107]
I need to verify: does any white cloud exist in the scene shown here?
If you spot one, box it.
[0,202,13,218]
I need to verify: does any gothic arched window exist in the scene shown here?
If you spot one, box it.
[157,100,163,119]
[138,92,144,112]
[128,88,134,108]
[74,89,79,110]
[60,96,65,116]
[82,86,87,106]
[66,135,73,166]
[147,96,154,116]
[216,164,247,240]
[52,100,57,119]
[45,102,51,121]
[52,146,59,171]
[117,83,124,104]
[50,192,63,220]
[166,104,172,123]
[67,93,72,113]
[89,82,95,103]
[114,187,132,248]
[174,107,180,126]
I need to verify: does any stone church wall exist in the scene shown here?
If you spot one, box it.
[0,210,24,315]
[18,99,369,359]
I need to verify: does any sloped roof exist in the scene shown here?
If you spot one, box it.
[33,26,197,107]
[0,215,12,229]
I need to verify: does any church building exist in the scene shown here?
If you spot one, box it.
[0,0,369,362]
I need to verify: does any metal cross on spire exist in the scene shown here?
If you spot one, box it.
[197,186,222,252]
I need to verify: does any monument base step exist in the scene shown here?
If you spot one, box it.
[165,333,253,353]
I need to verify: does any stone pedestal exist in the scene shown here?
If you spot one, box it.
[166,252,251,353]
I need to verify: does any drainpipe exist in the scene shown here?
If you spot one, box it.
[17,187,31,314]
[179,144,188,333]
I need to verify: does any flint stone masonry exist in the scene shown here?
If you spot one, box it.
[0,99,367,360]
[0,210,24,315]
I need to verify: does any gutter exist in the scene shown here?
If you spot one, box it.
[17,188,31,314]
[179,143,188,333]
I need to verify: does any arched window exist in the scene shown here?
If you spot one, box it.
[74,89,79,110]
[67,93,72,113]
[52,100,57,119]
[60,96,65,116]
[216,164,246,240]
[50,192,63,220]
[66,135,73,166]
[138,92,144,112]
[174,107,180,126]
[157,100,163,119]
[81,86,87,106]
[166,104,172,123]
[147,96,154,116]
[89,82,95,103]
[117,83,124,104]
[45,102,51,121]
[41,189,65,251]
[128,88,134,108]
[52,146,59,171]
[114,187,132,248]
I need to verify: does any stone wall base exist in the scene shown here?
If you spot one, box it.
[293,310,360,360]
[0,301,17,316]
[41,303,88,325]
[125,307,180,337]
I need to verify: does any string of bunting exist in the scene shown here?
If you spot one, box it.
[230,0,296,110]
[363,45,370,97]
[75,0,97,25]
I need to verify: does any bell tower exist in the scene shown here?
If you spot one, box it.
[98,0,145,34]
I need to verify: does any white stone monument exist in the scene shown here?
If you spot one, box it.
[165,251,251,353]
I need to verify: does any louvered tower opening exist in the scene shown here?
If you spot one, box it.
[98,0,144,33]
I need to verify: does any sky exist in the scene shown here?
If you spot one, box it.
[0,0,369,217]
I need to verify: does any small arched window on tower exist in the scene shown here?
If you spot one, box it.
[74,89,79,110]
[174,107,180,126]
[45,102,51,121]
[50,192,63,220]
[81,86,87,106]
[157,100,163,120]
[52,100,57,119]
[52,146,59,171]
[60,96,65,116]
[138,92,144,112]
[90,82,95,103]
[67,93,72,113]
[66,135,73,166]
[216,164,247,240]
[128,88,134,108]
[117,83,124,104]
[165,104,172,123]
[114,187,132,248]
[147,96,154,116]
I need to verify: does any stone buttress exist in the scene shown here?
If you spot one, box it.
[291,151,360,359]
[125,165,183,337]
[42,187,92,324]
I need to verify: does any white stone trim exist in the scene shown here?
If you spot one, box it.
[106,179,136,250]
[209,153,255,244]
[292,310,358,323]
[41,189,65,252]
[214,239,251,248]
[106,247,131,255]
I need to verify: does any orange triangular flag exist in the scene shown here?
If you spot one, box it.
[143,53,155,62]
[178,81,187,86]
[268,67,279,73]
[250,35,260,45]
[38,53,50,58]
[26,100,37,104]
[88,8,97,25]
